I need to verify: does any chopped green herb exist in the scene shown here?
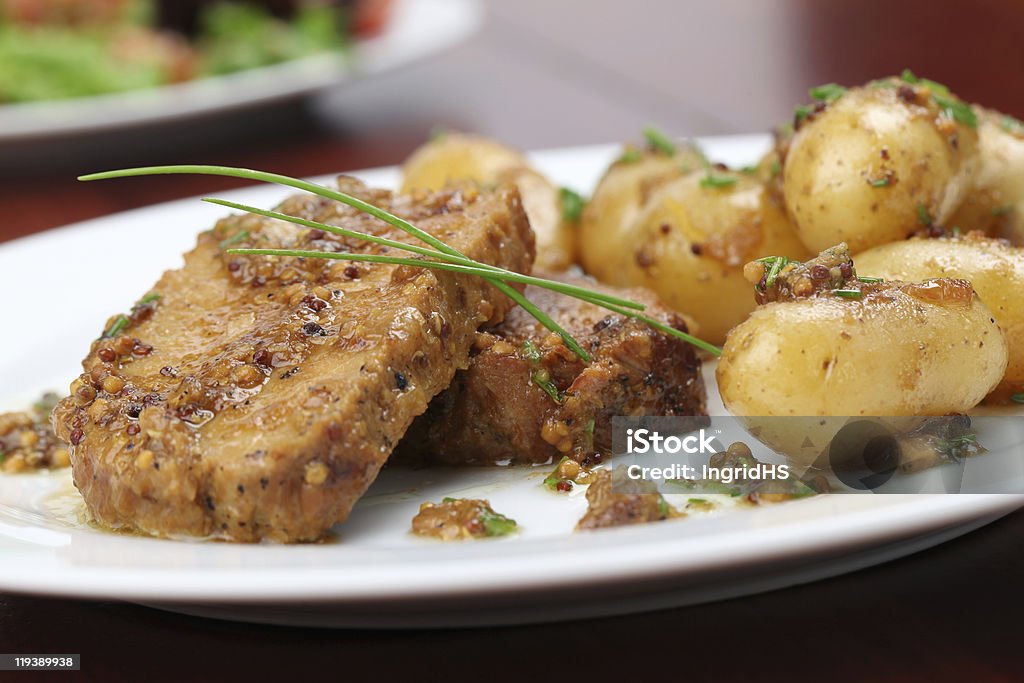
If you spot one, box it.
[700,173,737,189]
[656,497,672,517]
[857,276,884,283]
[1011,393,1024,404]
[933,93,977,128]
[937,433,980,462]
[900,69,950,96]
[618,147,642,164]
[992,205,1015,217]
[442,496,456,503]
[739,164,759,175]
[833,289,862,299]
[794,104,814,123]
[917,203,934,227]
[755,256,790,288]
[136,292,161,306]
[479,508,518,537]
[102,314,129,339]
[532,369,563,404]
[643,126,677,156]
[219,229,250,249]
[521,340,542,363]
[899,71,975,128]
[688,498,709,505]
[1001,115,1024,136]
[559,187,586,223]
[951,226,962,236]
[770,160,782,178]
[870,177,891,188]
[809,82,847,102]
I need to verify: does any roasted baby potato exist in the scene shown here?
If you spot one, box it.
[400,133,576,270]
[582,170,811,344]
[783,78,979,254]
[855,233,1024,400]
[579,143,705,262]
[947,109,1024,244]
[717,249,1007,420]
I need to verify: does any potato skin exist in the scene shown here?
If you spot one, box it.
[400,133,576,270]
[855,234,1024,398]
[783,85,979,254]
[716,281,1007,418]
[948,109,1024,244]
[582,171,811,344]
[579,146,704,268]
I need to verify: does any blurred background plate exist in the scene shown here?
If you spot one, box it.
[0,0,481,144]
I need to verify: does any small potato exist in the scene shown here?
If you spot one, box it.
[582,171,811,344]
[855,233,1024,399]
[579,144,706,261]
[947,109,1024,244]
[717,279,1007,420]
[783,81,979,254]
[400,133,576,270]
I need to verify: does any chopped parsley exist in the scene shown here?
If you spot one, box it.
[643,125,677,156]
[933,93,978,128]
[559,187,586,223]
[869,176,892,188]
[521,339,542,363]
[699,173,737,189]
[899,70,977,128]
[522,341,561,403]
[755,256,790,288]
[793,103,814,123]
[101,314,129,339]
[479,508,518,537]
[809,82,847,102]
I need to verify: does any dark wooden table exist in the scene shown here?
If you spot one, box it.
[3,1,1024,680]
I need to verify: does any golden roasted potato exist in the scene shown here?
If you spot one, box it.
[783,78,979,254]
[582,170,811,344]
[717,278,1007,419]
[947,109,1024,244]
[400,133,576,270]
[855,233,1024,400]
[579,143,704,265]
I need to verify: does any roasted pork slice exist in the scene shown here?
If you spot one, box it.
[395,274,707,465]
[53,179,534,542]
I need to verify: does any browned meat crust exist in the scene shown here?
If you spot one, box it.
[52,179,534,542]
[395,273,707,465]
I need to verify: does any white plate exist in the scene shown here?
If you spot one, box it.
[0,0,482,142]
[0,137,1020,628]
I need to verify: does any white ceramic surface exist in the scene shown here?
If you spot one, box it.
[0,0,483,141]
[0,137,1019,628]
